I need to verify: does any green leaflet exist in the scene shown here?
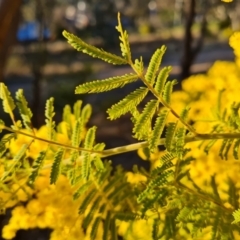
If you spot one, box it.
[103,211,111,240]
[82,126,97,180]
[0,83,15,114]
[175,127,186,159]
[50,148,65,184]
[232,209,240,224]
[134,57,144,74]
[149,110,169,152]
[133,99,158,137]
[115,211,142,221]
[45,97,56,140]
[110,217,118,240]
[73,181,93,200]
[154,66,172,95]
[145,46,167,86]
[0,133,15,157]
[1,144,28,182]
[163,79,178,104]
[79,188,97,213]
[233,139,240,159]
[71,118,83,147]
[116,13,131,61]
[93,143,105,171]
[75,74,138,94]
[63,30,127,65]
[15,89,33,130]
[90,216,101,240]
[82,195,102,229]
[107,87,148,120]
[28,150,46,185]
[81,104,92,125]
[73,100,82,119]
[165,122,178,152]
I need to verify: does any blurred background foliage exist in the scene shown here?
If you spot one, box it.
[0,0,239,126]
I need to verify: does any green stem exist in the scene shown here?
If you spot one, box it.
[42,132,240,169]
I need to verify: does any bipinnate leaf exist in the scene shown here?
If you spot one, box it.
[149,110,169,151]
[50,148,65,184]
[107,87,148,120]
[0,83,15,114]
[145,46,167,86]
[63,30,127,65]
[154,66,172,95]
[75,74,138,94]
[15,89,33,130]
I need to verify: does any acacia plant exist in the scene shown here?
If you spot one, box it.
[1,9,240,240]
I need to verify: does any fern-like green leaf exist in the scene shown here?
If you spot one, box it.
[180,106,190,121]
[82,196,102,229]
[149,109,169,151]
[152,219,160,240]
[79,188,97,213]
[50,148,64,184]
[103,211,111,240]
[134,57,144,74]
[219,139,229,160]
[0,83,15,114]
[45,97,56,140]
[63,30,127,65]
[1,144,28,181]
[233,139,240,159]
[82,126,97,180]
[145,46,167,86]
[223,139,233,160]
[90,216,101,240]
[116,13,131,60]
[204,139,218,154]
[107,87,148,120]
[175,127,186,159]
[165,122,178,152]
[73,181,93,200]
[81,104,92,125]
[15,89,33,130]
[115,211,142,221]
[75,74,138,94]
[162,80,178,104]
[154,66,172,95]
[71,118,83,147]
[133,100,158,136]
[93,143,105,171]
[232,209,240,224]
[73,100,82,119]
[107,183,129,200]
[28,151,46,185]
[0,133,15,157]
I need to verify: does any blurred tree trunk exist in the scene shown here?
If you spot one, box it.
[0,0,22,82]
[180,0,207,80]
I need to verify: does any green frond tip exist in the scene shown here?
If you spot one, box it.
[134,57,144,74]
[45,97,56,140]
[149,110,169,152]
[62,30,127,65]
[0,82,15,114]
[107,87,148,120]
[71,118,83,147]
[15,89,33,130]
[145,46,167,86]
[165,122,178,152]
[81,104,92,125]
[116,12,131,61]
[75,74,138,94]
